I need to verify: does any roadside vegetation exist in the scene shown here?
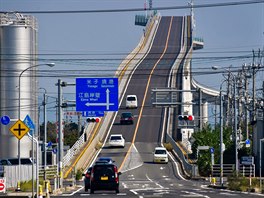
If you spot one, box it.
[190,123,256,191]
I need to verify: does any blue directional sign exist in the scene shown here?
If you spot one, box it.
[23,115,35,136]
[23,115,35,130]
[245,139,250,144]
[1,115,10,125]
[52,148,57,154]
[210,147,215,154]
[76,78,119,112]
[245,139,250,148]
[82,111,105,117]
[47,141,52,148]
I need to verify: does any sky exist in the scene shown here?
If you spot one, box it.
[1,0,263,123]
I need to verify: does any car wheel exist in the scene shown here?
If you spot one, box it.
[90,188,94,194]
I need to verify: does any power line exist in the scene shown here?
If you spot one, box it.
[1,0,263,14]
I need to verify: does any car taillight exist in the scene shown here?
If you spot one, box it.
[114,166,119,183]
[85,173,90,178]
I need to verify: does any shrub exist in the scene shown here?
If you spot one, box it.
[75,168,83,180]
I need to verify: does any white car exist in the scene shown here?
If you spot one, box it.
[126,95,138,109]
[109,134,125,148]
[153,147,168,164]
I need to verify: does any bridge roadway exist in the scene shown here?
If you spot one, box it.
[58,16,263,198]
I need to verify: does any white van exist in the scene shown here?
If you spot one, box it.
[126,95,138,109]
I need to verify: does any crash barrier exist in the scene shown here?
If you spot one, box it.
[166,134,196,177]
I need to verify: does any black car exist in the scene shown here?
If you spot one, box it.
[120,112,134,124]
[82,167,92,191]
[90,163,121,194]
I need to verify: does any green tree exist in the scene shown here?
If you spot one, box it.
[191,124,233,176]
[40,121,79,148]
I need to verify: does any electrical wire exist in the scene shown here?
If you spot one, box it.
[0,0,263,14]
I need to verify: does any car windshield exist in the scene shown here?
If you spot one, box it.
[155,149,166,155]
[110,136,122,140]
[98,158,112,162]
[122,113,132,118]
[127,96,136,101]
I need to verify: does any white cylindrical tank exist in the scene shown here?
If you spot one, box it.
[0,13,38,158]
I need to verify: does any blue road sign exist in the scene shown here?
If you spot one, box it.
[47,141,52,147]
[23,115,35,130]
[76,78,119,112]
[82,111,105,117]
[245,139,250,145]
[52,148,57,154]
[210,147,214,154]
[1,115,10,125]
[23,115,35,136]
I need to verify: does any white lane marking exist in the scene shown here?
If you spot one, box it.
[182,190,210,198]
[130,189,138,195]
[146,174,164,189]
[80,194,90,196]
[168,152,187,180]
[219,192,236,196]
[62,186,84,196]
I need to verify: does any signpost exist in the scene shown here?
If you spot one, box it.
[82,111,105,117]
[76,78,118,112]
[23,115,35,136]
[0,178,6,193]
[9,120,30,140]
[245,139,250,148]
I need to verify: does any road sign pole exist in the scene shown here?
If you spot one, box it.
[32,129,34,198]
[17,139,21,191]
[9,120,30,191]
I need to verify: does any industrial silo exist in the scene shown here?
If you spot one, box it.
[0,13,38,158]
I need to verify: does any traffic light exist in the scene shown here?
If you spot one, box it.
[178,115,194,121]
[86,117,101,123]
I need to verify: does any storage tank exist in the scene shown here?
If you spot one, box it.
[0,13,38,158]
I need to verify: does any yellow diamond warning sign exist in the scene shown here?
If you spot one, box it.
[10,119,30,140]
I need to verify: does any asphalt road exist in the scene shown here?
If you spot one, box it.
[52,16,264,198]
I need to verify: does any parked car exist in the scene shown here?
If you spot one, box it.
[90,163,122,194]
[153,147,168,164]
[82,167,93,191]
[126,95,138,109]
[120,112,134,124]
[109,134,125,148]
[95,157,115,164]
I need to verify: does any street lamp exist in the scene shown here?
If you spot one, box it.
[212,66,239,174]
[18,63,55,118]
[17,63,55,191]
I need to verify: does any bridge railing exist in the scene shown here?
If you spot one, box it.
[62,124,87,168]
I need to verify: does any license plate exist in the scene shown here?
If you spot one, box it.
[101,176,108,180]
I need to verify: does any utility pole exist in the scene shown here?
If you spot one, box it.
[234,77,239,173]
[220,89,224,186]
[198,88,203,131]
[43,92,47,181]
[57,79,64,189]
